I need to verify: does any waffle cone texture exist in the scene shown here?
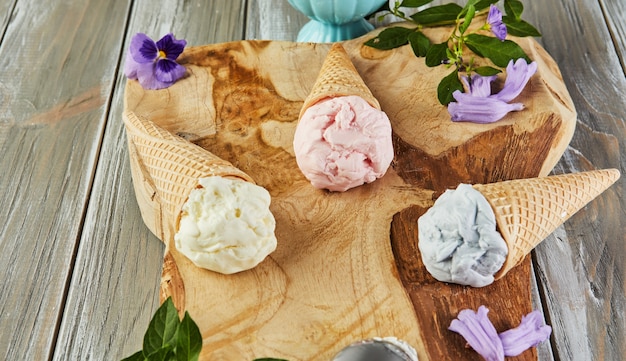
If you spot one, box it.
[299,43,380,118]
[123,110,254,241]
[472,169,620,279]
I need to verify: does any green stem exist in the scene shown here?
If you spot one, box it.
[389,9,418,24]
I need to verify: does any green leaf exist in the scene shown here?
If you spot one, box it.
[408,31,431,57]
[438,69,463,105]
[504,0,524,21]
[143,298,180,356]
[459,4,476,34]
[474,66,502,76]
[474,0,499,11]
[502,16,542,37]
[146,346,175,361]
[424,42,449,67]
[364,27,413,50]
[465,34,530,67]
[121,351,146,361]
[400,0,434,7]
[445,47,454,59]
[411,3,463,25]
[176,312,202,361]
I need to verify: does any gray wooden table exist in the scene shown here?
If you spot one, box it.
[0,0,623,360]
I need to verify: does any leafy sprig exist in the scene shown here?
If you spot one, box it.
[365,0,540,105]
[121,297,202,361]
[121,297,288,361]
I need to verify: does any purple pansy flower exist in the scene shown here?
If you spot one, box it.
[449,306,505,361]
[449,306,552,361]
[124,33,187,90]
[486,5,507,41]
[499,311,552,356]
[448,58,537,123]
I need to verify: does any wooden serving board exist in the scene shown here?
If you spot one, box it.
[124,26,576,360]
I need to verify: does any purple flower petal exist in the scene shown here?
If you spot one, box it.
[124,50,140,79]
[499,311,552,356]
[446,57,536,124]
[494,59,538,102]
[449,306,504,361]
[491,22,508,41]
[135,62,173,90]
[448,91,524,123]
[487,5,507,40]
[487,5,503,24]
[156,33,187,60]
[130,33,158,63]
[155,59,186,83]
[462,74,497,98]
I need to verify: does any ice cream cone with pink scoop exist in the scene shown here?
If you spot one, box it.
[293,43,394,192]
[418,169,621,287]
[299,42,381,116]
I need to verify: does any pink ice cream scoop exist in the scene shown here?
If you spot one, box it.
[293,95,394,192]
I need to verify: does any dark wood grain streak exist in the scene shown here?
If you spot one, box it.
[600,0,626,74]
[389,119,554,360]
[0,0,15,44]
[391,115,562,192]
[391,205,537,360]
[530,262,556,361]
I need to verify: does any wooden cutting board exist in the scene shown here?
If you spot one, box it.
[124,25,576,360]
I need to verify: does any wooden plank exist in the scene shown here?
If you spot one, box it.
[0,0,15,42]
[600,0,626,74]
[530,262,555,361]
[0,0,132,359]
[51,1,248,360]
[0,0,16,143]
[522,0,626,360]
[245,0,308,40]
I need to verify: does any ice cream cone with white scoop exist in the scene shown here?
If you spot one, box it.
[293,43,393,192]
[123,111,277,274]
[418,169,620,287]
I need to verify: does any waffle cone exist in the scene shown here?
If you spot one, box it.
[299,43,380,118]
[472,169,620,279]
[123,110,254,242]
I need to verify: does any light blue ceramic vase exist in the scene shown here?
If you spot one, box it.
[287,0,387,42]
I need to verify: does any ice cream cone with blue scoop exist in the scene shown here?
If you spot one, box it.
[418,169,621,287]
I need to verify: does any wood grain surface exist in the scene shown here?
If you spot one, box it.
[523,1,626,360]
[601,0,626,73]
[123,26,576,359]
[0,0,623,360]
[0,0,14,38]
[51,1,249,360]
[0,0,130,359]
